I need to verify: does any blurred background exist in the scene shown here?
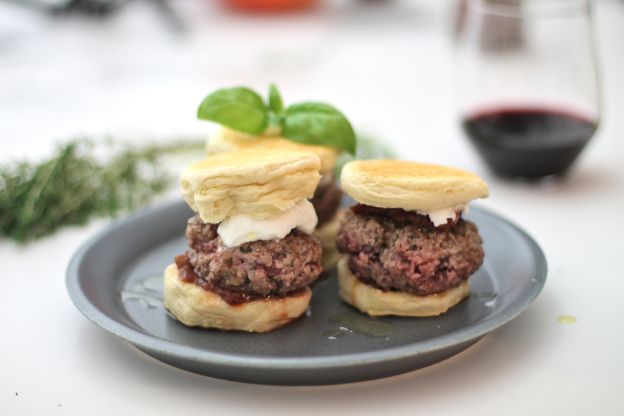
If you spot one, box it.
[3,3,624,412]
[1,0,622,177]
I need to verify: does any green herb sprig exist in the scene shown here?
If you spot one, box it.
[197,84,357,155]
[0,138,203,243]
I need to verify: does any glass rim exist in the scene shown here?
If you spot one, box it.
[465,0,590,18]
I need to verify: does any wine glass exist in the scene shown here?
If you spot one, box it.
[455,0,601,179]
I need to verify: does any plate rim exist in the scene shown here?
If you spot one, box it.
[66,200,547,371]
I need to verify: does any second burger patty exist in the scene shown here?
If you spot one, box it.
[185,215,322,297]
[336,208,484,296]
[311,173,343,227]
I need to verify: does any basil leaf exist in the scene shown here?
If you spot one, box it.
[197,87,268,134]
[282,102,357,155]
[268,84,284,115]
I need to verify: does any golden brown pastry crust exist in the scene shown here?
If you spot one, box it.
[312,209,344,270]
[340,160,488,212]
[181,148,320,224]
[337,257,469,317]
[163,264,312,332]
[207,126,338,174]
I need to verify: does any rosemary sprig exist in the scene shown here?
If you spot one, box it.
[0,138,204,243]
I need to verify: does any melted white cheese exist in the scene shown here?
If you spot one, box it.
[416,205,468,227]
[217,199,318,247]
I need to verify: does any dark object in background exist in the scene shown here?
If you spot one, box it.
[53,0,124,15]
[5,0,125,15]
[5,0,187,33]
[463,108,597,178]
[455,0,600,179]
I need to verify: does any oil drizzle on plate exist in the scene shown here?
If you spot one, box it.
[323,329,347,340]
[120,274,163,309]
[324,311,393,340]
[472,291,497,308]
[557,315,577,324]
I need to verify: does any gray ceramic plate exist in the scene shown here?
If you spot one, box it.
[66,200,546,385]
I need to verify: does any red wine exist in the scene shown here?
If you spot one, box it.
[462,108,597,178]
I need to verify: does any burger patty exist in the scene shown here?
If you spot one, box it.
[336,209,484,296]
[185,215,323,296]
[351,203,460,230]
[312,174,343,226]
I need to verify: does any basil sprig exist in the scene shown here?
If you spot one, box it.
[197,84,356,154]
[268,84,284,115]
[196,87,268,135]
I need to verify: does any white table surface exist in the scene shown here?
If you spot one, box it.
[2,0,623,414]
